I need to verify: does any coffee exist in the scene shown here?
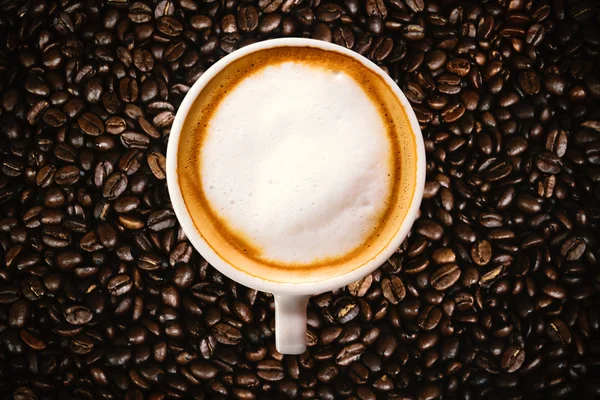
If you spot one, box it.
[177,45,418,283]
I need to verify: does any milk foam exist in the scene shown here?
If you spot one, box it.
[201,61,392,265]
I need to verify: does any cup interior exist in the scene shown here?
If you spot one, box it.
[166,38,426,295]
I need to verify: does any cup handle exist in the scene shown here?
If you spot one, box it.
[274,294,310,354]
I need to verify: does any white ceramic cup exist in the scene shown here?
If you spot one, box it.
[166,38,426,354]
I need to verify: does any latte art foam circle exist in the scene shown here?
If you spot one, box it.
[177,45,417,283]
[201,62,393,265]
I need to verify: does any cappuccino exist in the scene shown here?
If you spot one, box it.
[177,45,417,283]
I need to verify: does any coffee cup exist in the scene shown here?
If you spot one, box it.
[167,38,425,354]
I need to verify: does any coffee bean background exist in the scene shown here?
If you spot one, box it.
[1,0,600,398]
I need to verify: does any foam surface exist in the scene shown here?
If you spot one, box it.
[200,62,393,265]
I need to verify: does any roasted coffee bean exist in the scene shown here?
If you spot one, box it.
[56,251,83,270]
[147,152,166,180]
[381,275,406,304]
[78,112,104,136]
[238,5,259,33]
[54,166,80,186]
[103,172,128,200]
[188,362,218,383]
[501,345,525,373]
[417,305,442,331]
[430,264,461,290]
[157,16,183,36]
[313,23,333,42]
[119,78,139,103]
[42,225,71,247]
[257,360,284,381]
[547,318,572,346]
[546,129,568,157]
[336,343,365,366]
[335,297,360,324]
[347,275,373,297]
[147,209,176,231]
[43,108,67,127]
[213,322,242,345]
[133,48,154,72]
[471,240,492,266]
[63,305,93,325]
[106,116,127,134]
[561,237,586,260]
[20,329,47,351]
[107,274,133,296]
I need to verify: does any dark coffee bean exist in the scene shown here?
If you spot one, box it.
[334,297,359,324]
[348,362,369,384]
[119,78,139,103]
[416,219,444,240]
[103,172,128,200]
[347,275,372,297]
[63,305,93,325]
[333,26,355,49]
[547,318,572,346]
[56,251,83,270]
[9,300,30,328]
[128,2,152,23]
[376,334,397,359]
[55,143,78,163]
[517,193,542,214]
[501,345,525,372]
[545,129,568,157]
[133,48,154,72]
[107,274,133,296]
[77,112,104,136]
[0,286,19,304]
[259,0,283,13]
[417,384,441,400]
[404,24,425,41]
[519,71,541,94]
[153,111,174,128]
[441,103,466,123]
[105,347,131,367]
[447,58,471,77]
[238,5,259,33]
[147,152,166,180]
[106,117,127,135]
[188,15,211,30]
[213,322,242,345]
[42,225,71,248]
[471,240,492,266]
[417,305,442,331]
[432,248,456,265]
[381,275,405,304]
[336,343,365,366]
[97,222,117,248]
[405,0,424,13]
[20,329,47,351]
[313,23,333,42]
[222,14,238,33]
[430,264,461,290]
[54,166,80,186]
[371,37,393,62]
[560,237,586,260]
[320,326,342,345]
[544,75,566,96]
[43,108,67,127]
[257,360,284,381]
[157,16,183,36]
[147,209,176,231]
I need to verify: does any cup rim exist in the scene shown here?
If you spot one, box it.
[166,37,426,295]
